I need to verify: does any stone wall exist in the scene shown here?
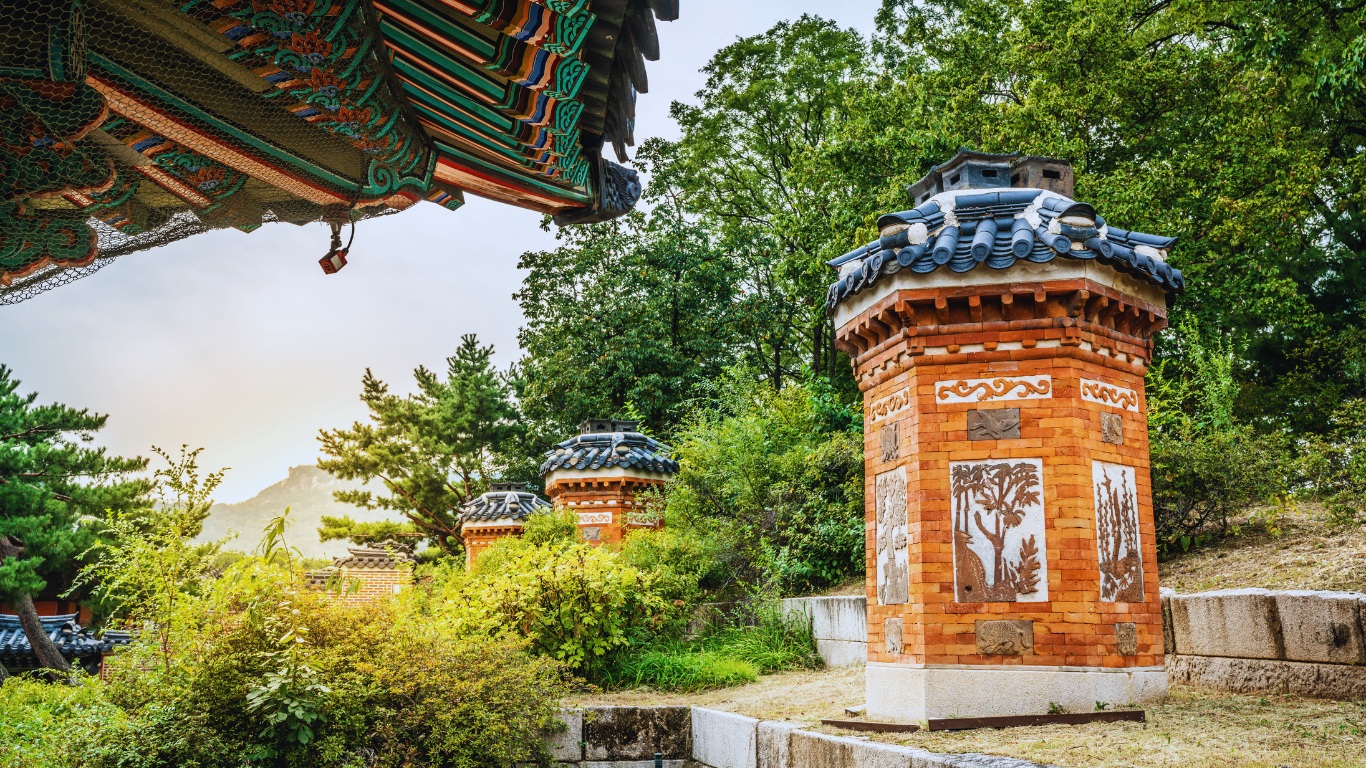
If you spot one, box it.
[1163,587,1366,699]
[779,597,868,666]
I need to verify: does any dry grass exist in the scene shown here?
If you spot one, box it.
[1159,503,1366,593]
[567,663,864,722]
[861,686,1366,768]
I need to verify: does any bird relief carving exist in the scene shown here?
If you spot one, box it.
[951,458,1048,602]
[1093,461,1144,603]
[876,467,909,605]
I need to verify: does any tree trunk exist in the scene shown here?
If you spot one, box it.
[16,592,71,676]
[0,659,9,681]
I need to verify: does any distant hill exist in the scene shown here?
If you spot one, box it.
[202,465,402,559]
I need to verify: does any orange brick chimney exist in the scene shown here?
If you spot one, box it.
[540,419,678,545]
[828,150,1183,720]
[458,482,550,566]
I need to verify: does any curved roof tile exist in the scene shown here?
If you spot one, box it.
[460,484,551,525]
[826,188,1183,314]
[0,614,132,667]
[540,428,679,476]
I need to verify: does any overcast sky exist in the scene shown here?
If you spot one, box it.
[1,1,882,503]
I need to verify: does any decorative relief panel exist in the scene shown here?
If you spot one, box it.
[967,408,1020,441]
[1080,378,1139,412]
[975,619,1034,656]
[951,458,1048,603]
[1100,412,1124,445]
[875,467,909,605]
[869,387,912,423]
[582,527,601,541]
[577,511,612,526]
[884,617,904,655]
[880,421,900,462]
[936,375,1052,404]
[1116,622,1139,656]
[1093,461,1144,603]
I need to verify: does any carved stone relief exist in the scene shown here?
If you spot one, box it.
[936,375,1052,404]
[951,458,1048,603]
[976,619,1034,656]
[881,421,900,462]
[968,408,1020,441]
[582,527,601,541]
[884,617,904,655]
[875,467,910,605]
[1116,622,1138,656]
[1100,412,1124,445]
[1093,461,1144,603]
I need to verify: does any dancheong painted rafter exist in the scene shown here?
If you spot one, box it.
[0,0,676,302]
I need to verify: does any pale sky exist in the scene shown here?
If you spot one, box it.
[1,1,881,503]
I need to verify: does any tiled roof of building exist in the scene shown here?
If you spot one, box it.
[333,541,417,570]
[460,482,551,525]
[0,614,132,668]
[540,419,678,475]
[825,153,1184,314]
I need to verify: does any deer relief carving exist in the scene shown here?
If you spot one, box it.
[876,467,910,605]
[951,459,1048,603]
[1093,461,1144,603]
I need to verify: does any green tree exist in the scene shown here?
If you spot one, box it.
[0,365,148,677]
[667,16,873,390]
[316,515,418,547]
[318,335,519,556]
[515,144,741,438]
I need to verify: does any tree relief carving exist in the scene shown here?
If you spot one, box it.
[936,375,1052,404]
[875,467,909,605]
[1093,461,1144,603]
[951,458,1048,603]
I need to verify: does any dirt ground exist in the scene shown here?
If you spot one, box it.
[1159,503,1366,594]
[573,665,1366,768]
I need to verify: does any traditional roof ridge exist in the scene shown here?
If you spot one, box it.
[539,420,678,476]
[0,613,133,666]
[826,186,1183,313]
[333,540,418,569]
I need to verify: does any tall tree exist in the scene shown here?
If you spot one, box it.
[0,366,149,677]
[515,142,741,437]
[318,335,519,555]
[668,15,872,389]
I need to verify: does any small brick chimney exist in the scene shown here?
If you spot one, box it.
[458,482,550,566]
[540,419,679,545]
[828,150,1182,721]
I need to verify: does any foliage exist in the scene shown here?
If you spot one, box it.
[602,600,821,691]
[420,537,674,677]
[521,508,579,545]
[0,675,136,768]
[72,446,226,656]
[662,369,864,594]
[318,334,521,555]
[315,514,418,547]
[514,145,741,438]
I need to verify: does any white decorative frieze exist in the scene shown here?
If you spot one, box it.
[869,387,912,424]
[1080,378,1139,412]
[577,511,612,526]
[950,458,1049,603]
[936,375,1052,404]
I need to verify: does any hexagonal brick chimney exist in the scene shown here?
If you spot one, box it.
[827,150,1182,721]
[458,482,550,566]
[540,419,679,545]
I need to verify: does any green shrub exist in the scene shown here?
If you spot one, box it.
[1151,427,1290,554]
[522,508,580,545]
[709,602,823,674]
[0,675,137,768]
[603,646,759,691]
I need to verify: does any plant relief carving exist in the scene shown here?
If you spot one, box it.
[1094,461,1144,603]
[876,467,909,605]
[951,459,1048,602]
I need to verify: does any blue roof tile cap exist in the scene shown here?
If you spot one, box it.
[826,186,1183,314]
[540,421,679,476]
[0,613,133,663]
[459,487,551,524]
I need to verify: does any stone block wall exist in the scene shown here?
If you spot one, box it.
[1164,588,1366,699]
[779,596,868,666]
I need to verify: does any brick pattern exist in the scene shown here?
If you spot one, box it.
[841,276,1166,672]
[544,476,666,546]
[463,524,522,566]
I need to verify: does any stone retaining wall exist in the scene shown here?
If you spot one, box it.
[1162,587,1366,698]
[779,596,868,667]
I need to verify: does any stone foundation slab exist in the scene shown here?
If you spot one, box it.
[1166,654,1366,699]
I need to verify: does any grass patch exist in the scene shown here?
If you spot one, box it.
[603,601,823,691]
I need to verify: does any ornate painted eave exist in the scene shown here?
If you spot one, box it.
[0,0,677,301]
